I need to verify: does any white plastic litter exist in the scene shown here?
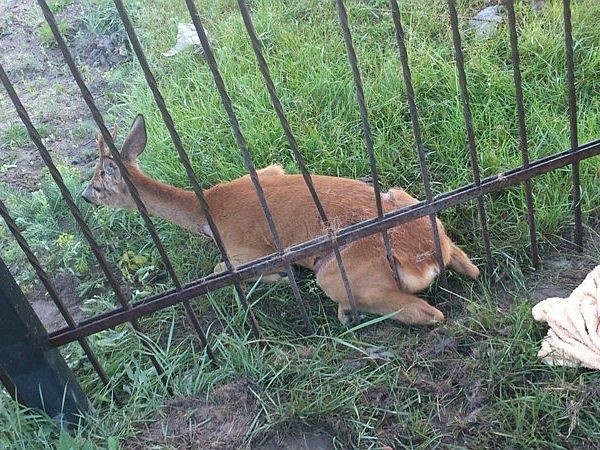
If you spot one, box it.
[532,265,600,370]
[163,23,212,57]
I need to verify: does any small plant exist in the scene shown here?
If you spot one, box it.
[38,20,71,47]
[48,0,73,13]
[53,232,90,276]
[0,123,30,150]
[118,249,163,289]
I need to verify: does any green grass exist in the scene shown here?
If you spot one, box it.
[38,19,72,47]
[1,0,600,448]
[0,123,30,150]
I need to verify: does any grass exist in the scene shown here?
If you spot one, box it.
[38,19,72,47]
[1,0,600,448]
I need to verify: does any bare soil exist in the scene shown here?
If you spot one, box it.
[0,0,126,191]
[0,0,126,330]
[123,378,337,449]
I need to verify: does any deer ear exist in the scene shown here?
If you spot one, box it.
[121,114,147,162]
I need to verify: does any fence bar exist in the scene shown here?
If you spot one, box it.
[0,45,169,386]
[236,0,359,324]
[0,256,89,424]
[112,0,236,353]
[48,138,600,346]
[0,199,113,392]
[443,0,494,270]
[36,0,216,365]
[37,0,214,361]
[111,0,259,341]
[185,0,319,332]
[563,0,583,251]
[505,0,540,268]
[335,0,420,291]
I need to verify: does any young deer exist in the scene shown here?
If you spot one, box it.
[82,115,480,325]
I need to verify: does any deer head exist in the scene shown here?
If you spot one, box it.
[81,115,147,209]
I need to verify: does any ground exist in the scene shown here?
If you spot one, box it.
[0,3,348,446]
[0,0,126,331]
[107,240,600,449]
[0,0,125,191]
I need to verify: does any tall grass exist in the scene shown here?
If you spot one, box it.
[110,0,600,268]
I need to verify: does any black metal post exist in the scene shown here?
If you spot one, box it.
[0,257,88,425]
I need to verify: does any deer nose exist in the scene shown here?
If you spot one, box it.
[81,193,93,204]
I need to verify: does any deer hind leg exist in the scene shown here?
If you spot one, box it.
[315,254,444,326]
[448,244,480,279]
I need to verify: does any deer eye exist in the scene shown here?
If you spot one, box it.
[99,170,105,176]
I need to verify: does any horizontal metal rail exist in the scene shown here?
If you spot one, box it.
[48,138,600,346]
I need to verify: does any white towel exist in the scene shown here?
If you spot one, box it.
[532,265,600,369]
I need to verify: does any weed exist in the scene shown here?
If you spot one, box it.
[48,0,73,14]
[38,20,72,47]
[0,123,30,149]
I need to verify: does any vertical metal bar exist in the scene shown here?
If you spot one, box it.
[563,0,583,251]
[0,256,89,425]
[111,0,244,354]
[0,60,169,388]
[111,0,261,342]
[235,0,359,323]
[440,0,494,271]
[336,0,447,287]
[505,0,540,268]
[185,0,327,332]
[0,199,113,392]
[36,0,216,363]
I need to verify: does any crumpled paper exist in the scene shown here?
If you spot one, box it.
[532,265,600,370]
[163,23,213,57]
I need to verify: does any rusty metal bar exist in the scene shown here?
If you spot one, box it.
[185,0,316,332]
[38,0,215,361]
[235,0,359,324]
[112,0,247,354]
[563,0,583,251]
[0,198,113,392]
[48,138,600,346]
[443,0,494,270]
[505,0,540,268]
[385,0,451,284]
[335,0,413,292]
[25,1,171,385]
[0,60,169,383]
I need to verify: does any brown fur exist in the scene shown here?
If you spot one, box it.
[82,115,479,326]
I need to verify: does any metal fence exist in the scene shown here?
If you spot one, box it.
[1,0,599,420]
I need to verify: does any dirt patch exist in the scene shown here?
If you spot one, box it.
[255,421,336,450]
[0,0,127,327]
[529,253,598,302]
[28,271,88,333]
[0,0,126,191]
[124,378,255,450]
[123,378,341,450]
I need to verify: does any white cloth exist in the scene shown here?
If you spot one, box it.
[163,23,212,57]
[532,265,600,369]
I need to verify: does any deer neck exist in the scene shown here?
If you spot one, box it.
[129,169,206,234]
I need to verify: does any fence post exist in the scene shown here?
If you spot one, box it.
[0,256,89,425]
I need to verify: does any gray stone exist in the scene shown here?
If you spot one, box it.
[469,5,504,38]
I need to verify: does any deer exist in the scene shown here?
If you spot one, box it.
[82,115,480,326]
